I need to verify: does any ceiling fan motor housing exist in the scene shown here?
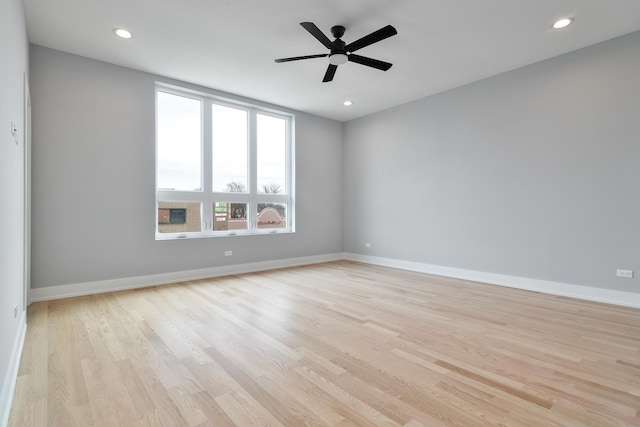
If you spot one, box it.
[331,38,346,53]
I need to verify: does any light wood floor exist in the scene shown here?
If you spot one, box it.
[9,261,640,426]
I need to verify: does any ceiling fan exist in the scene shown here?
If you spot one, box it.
[275,22,397,82]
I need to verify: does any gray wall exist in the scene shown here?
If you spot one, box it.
[30,45,343,289]
[344,31,640,293]
[0,0,28,415]
[28,30,640,294]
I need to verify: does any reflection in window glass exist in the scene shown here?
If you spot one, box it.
[257,114,286,194]
[157,201,202,233]
[157,92,202,191]
[212,105,248,192]
[213,202,248,231]
[257,203,286,229]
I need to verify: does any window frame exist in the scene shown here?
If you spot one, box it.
[155,83,295,240]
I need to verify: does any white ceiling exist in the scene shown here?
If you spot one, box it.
[23,0,640,122]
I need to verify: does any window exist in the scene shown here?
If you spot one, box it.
[158,208,187,224]
[156,85,294,239]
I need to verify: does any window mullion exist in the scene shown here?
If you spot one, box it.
[255,194,288,204]
[248,109,258,231]
[287,117,294,230]
[201,100,213,232]
[156,190,204,202]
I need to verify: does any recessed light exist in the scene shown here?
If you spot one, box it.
[552,18,574,29]
[113,28,133,39]
[343,100,353,106]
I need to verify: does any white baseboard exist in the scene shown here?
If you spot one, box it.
[0,311,26,427]
[29,251,639,308]
[29,253,347,302]
[345,253,640,308]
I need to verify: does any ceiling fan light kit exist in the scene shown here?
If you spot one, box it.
[275,22,397,82]
[329,53,348,65]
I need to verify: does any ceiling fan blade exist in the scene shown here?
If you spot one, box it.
[322,64,338,82]
[300,22,335,50]
[275,54,328,63]
[345,25,397,53]
[348,54,392,71]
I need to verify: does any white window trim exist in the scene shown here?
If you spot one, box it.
[155,83,295,240]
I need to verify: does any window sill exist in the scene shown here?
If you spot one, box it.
[155,229,295,241]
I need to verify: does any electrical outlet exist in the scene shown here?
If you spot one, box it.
[616,269,633,278]
[364,242,371,248]
[224,250,232,257]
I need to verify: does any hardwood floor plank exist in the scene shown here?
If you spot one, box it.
[214,391,284,427]
[187,391,237,427]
